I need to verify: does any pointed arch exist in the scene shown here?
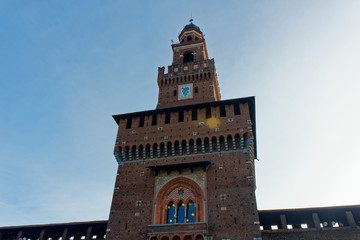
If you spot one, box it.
[155,177,205,224]
[167,202,176,224]
[177,201,186,223]
[187,200,195,223]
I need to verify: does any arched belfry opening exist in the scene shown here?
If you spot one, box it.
[183,51,194,63]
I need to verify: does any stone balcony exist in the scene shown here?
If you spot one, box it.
[147,222,207,236]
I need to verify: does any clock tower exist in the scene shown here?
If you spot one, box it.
[107,21,261,240]
[157,20,221,109]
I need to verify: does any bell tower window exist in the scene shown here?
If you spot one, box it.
[186,36,193,42]
[184,51,194,63]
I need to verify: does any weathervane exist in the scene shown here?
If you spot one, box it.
[189,12,193,23]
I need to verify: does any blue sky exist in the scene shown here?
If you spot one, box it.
[0,1,359,226]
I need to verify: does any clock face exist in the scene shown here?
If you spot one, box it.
[178,83,193,100]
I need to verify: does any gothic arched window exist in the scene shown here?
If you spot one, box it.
[187,200,195,223]
[167,202,176,224]
[177,201,186,223]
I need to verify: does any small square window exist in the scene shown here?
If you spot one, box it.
[136,200,142,206]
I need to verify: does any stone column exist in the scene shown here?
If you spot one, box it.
[194,143,197,153]
[186,143,190,155]
[39,229,46,240]
[150,148,153,158]
[164,146,168,157]
[201,142,205,152]
[85,226,93,240]
[157,146,160,158]
[16,231,23,240]
[232,139,236,149]
[209,141,213,152]
[280,214,287,230]
[312,213,321,229]
[345,211,356,227]
[216,140,220,152]
[135,149,139,160]
[62,228,69,240]
[224,139,228,151]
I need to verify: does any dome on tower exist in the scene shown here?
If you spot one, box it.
[182,22,201,32]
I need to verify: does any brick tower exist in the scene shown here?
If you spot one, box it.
[107,21,261,240]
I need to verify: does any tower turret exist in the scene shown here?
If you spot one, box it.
[156,21,221,109]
